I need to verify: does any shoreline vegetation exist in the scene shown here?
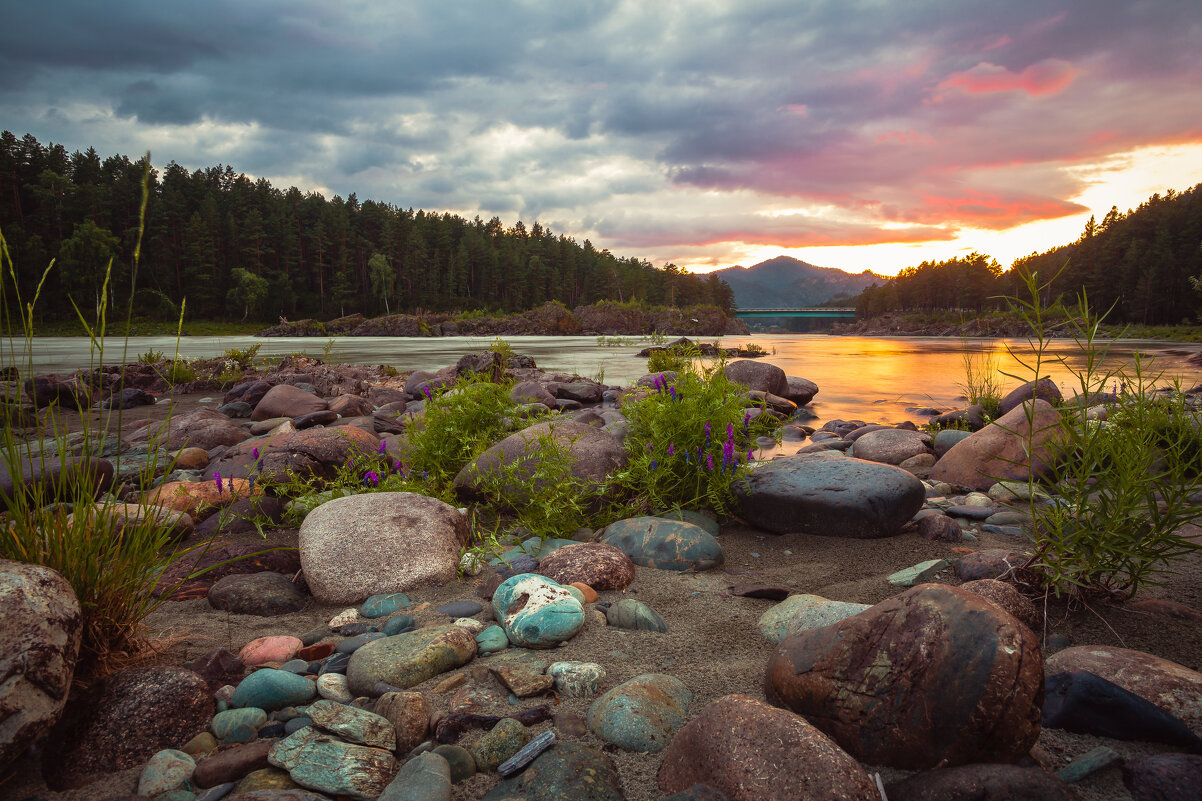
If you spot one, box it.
[832,308,1202,342]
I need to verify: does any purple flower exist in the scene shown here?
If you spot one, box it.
[252,447,260,460]
[668,443,675,457]
[364,470,380,487]
[395,460,403,473]
[704,421,712,438]
[650,460,658,471]
[423,385,433,400]
[747,449,754,461]
[247,474,256,491]
[348,457,354,468]
[706,453,714,471]
[646,441,653,454]
[669,386,677,401]
[377,440,387,455]
[727,422,734,440]
[684,450,691,464]
[213,471,222,494]
[743,412,751,431]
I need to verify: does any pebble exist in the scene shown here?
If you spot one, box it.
[382,614,417,635]
[336,631,388,654]
[431,744,476,783]
[181,732,218,758]
[231,669,316,710]
[588,673,691,753]
[280,659,309,675]
[238,635,303,666]
[547,662,606,697]
[437,600,483,617]
[453,617,484,634]
[318,652,352,675]
[471,717,530,772]
[327,608,360,629]
[1055,745,1122,783]
[361,592,411,618]
[475,625,509,656]
[946,504,995,520]
[137,749,196,797]
[569,582,598,602]
[316,672,354,702]
[212,707,267,743]
[284,717,312,735]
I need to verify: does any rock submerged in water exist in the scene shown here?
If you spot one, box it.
[764,583,1044,769]
[732,454,924,538]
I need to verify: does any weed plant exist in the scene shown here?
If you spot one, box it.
[1004,272,1202,602]
[646,341,701,374]
[957,346,1003,420]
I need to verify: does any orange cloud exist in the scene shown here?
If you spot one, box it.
[937,58,1081,97]
[905,190,1086,229]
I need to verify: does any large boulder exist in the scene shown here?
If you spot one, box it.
[299,492,469,604]
[44,666,213,789]
[732,454,925,538]
[657,694,879,801]
[0,561,82,771]
[849,428,933,465]
[783,376,819,406]
[1045,645,1202,737]
[251,384,329,422]
[999,377,1062,416]
[929,400,1062,491]
[208,425,380,483]
[452,420,627,503]
[600,517,723,571]
[492,573,585,649]
[0,455,113,503]
[129,407,250,451]
[536,542,636,590]
[764,583,1043,769]
[723,360,788,396]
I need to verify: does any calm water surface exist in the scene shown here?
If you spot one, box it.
[6,334,1200,426]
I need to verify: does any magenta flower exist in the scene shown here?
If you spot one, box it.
[669,386,677,401]
[668,443,675,457]
[213,471,222,494]
[747,449,754,461]
[704,421,712,440]
[364,470,380,487]
[377,440,387,455]
[706,453,714,471]
[422,385,433,400]
[252,447,260,460]
[726,422,734,440]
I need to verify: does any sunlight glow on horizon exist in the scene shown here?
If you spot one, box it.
[682,142,1202,277]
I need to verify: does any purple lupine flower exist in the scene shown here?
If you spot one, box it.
[348,457,354,468]
[723,439,734,467]
[658,373,666,391]
[650,460,658,471]
[668,443,675,457]
[727,422,734,440]
[646,441,653,454]
[378,440,387,455]
[684,450,691,464]
[653,374,663,391]
[247,474,256,492]
[364,470,380,487]
[213,471,222,494]
[704,421,712,437]
[747,449,754,461]
[252,447,260,460]
[706,453,714,471]
[423,385,433,400]
[395,460,403,473]
[743,412,751,431]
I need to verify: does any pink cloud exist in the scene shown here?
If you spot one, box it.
[936,58,1081,97]
[903,190,1086,229]
[607,220,958,250]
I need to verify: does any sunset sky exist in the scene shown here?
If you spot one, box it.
[3,1,1201,276]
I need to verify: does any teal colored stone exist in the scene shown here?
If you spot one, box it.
[306,699,396,750]
[605,599,667,632]
[212,707,267,743]
[268,726,398,800]
[600,517,723,571]
[382,614,416,635]
[345,624,478,696]
[361,593,411,619]
[476,625,509,656]
[431,744,476,784]
[547,662,605,698]
[888,558,950,587]
[654,508,720,538]
[492,574,584,649]
[470,717,530,771]
[491,536,578,565]
[379,751,451,801]
[587,673,691,753]
[564,585,586,605]
[232,668,317,710]
[136,749,195,797]
[757,594,869,644]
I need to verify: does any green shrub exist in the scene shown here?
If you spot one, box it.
[647,342,700,374]
[137,348,165,363]
[1005,272,1202,602]
[222,342,262,367]
[164,359,196,385]
[957,347,1003,420]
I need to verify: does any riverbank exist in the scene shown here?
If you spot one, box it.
[834,311,1202,341]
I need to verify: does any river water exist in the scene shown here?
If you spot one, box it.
[4,334,1200,426]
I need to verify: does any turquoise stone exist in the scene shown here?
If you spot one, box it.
[492,574,584,649]
[476,625,509,656]
[212,707,267,743]
[587,673,691,753]
[231,668,317,710]
[361,593,411,618]
[600,517,723,571]
[381,614,416,635]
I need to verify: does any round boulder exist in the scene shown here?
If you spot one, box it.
[299,492,469,604]
[588,674,691,753]
[492,574,584,649]
[0,561,82,771]
[208,572,308,616]
[764,583,1043,769]
[784,376,819,406]
[251,384,328,421]
[600,517,723,571]
[929,400,1062,491]
[537,542,636,590]
[723,360,788,396]
[732,454,925,538]
[850,428,933,465]
[657,694,879,801]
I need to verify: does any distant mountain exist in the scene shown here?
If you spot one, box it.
[711,256,884,309]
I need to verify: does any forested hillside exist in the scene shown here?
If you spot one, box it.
[0,132,733,324]
[855,185,1202,325]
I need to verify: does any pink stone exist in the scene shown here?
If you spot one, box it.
[237,635,302,666]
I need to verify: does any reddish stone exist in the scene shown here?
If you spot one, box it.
[569,582,598,603]
[537,543,635,590]
[193,739,276,788]
[296,642,335,661]
[960,578,1041,632]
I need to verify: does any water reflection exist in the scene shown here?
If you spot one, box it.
[5,333,1198,427]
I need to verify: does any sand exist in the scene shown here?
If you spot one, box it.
[5,393,1202,801]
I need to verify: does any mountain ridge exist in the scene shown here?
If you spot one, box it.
[710,255,884,309]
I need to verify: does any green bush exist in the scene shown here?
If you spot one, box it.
[137,348,165,363]
[222,342,262,367]
[646,342,700,374]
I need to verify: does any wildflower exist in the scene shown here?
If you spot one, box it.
[364,470,380,487]
[743,412,751,431]
[684,450,691,464]
[213,471,222,494]
[747,449,754,461]
[395,460,403,473]
[378,440,387,455]
[727,422,734,440]
[423,385,433,400]
[348,457,354,469]
[669,385,677,401]
[706,453,714,471]
[650,460,658,471]
[668,443,675,457]
[252,447,260,460]
[422,470,429,479]
[653,374,663,392]
[704,421,712,438]
[248,474,256,492]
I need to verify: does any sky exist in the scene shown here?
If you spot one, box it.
[3,1,1201,277]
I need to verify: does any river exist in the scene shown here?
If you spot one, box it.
[4,334,1200,426]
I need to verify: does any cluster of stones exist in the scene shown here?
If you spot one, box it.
[5,354,1202,800]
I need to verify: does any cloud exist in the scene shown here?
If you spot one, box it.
[935,59,1081,97]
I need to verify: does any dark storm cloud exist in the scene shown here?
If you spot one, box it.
[2,0,1200,261]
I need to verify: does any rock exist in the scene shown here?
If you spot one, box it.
[0,560,82,771]
[209,425,380,485]
[476,625,508,655]
[185,648,246,692]
[453,420,627,504]
[917,513,962,542]
[605,599,667,632]
[481,741,622,801]
[536,543,636,590]
[232,669,317,711]
[999,377,1062,415]
[960,578,1041,632]
[1045,645,1202,737]
[471,717,531,772]
[492,574,584,649]
[142,478,256,520]
[44,666,214,789]
[252,385,329,421]
[953,549,1035,583]
[328,394,373,417]
[887,558,950,587]
[136,408,251,451]
[850,428,932,465]
[933,405,987,432]
[1123,754,1202,801]
[491,660,554,698]
[432,744,476,783]
[497,730,556,778]
[362,593,412,618]
[210,572,309,616]
[137,749,196,797]
[757,594,869,644]
[437,599,483,617]
[657,694,878,801]
[193,740,276,788]
[783,376,819,406]
[345,624,478,696]
[510,381,557,407]
[764,583,1044,769]
[233,767,298,793]
[239,636,303,666]
[933,428,972,457]
[213,708,269,743]
[929,400,1062,491]
[723,360,788,396]
[1056,745,1122,783]
[25,374,89,409]
[379,751,451,801]
[732,454,925,538]
[547,662,606,698]
[600,517,723,571]
[268,726,397,800]
[587,673,691,753]
[0,454,114,503]
[1124,598,1202,622]
[374,691,431,754]
[885,764,1073,801]
[294,409,339,429]
[307,699,396,749]
[1043,670,1202,749]
[300,492,468,604]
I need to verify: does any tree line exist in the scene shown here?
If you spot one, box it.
[0,132,734,324]
[855,184,1202,325]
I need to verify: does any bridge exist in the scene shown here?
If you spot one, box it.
[733,307,857,319]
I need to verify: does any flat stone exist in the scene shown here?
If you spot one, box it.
[306,699,396,750]
[239,636,303,667]
[210,573,308,617]
[193,740,275,788]
[491,663,554,698]
[886,764,1073,801]
[268,726,397,800]
[757,594,869,644]
[887,558,950,587]
[436,600,483,617]
[213,708,268,743]
[1055,745,1122,783]
[345,624,478,696]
